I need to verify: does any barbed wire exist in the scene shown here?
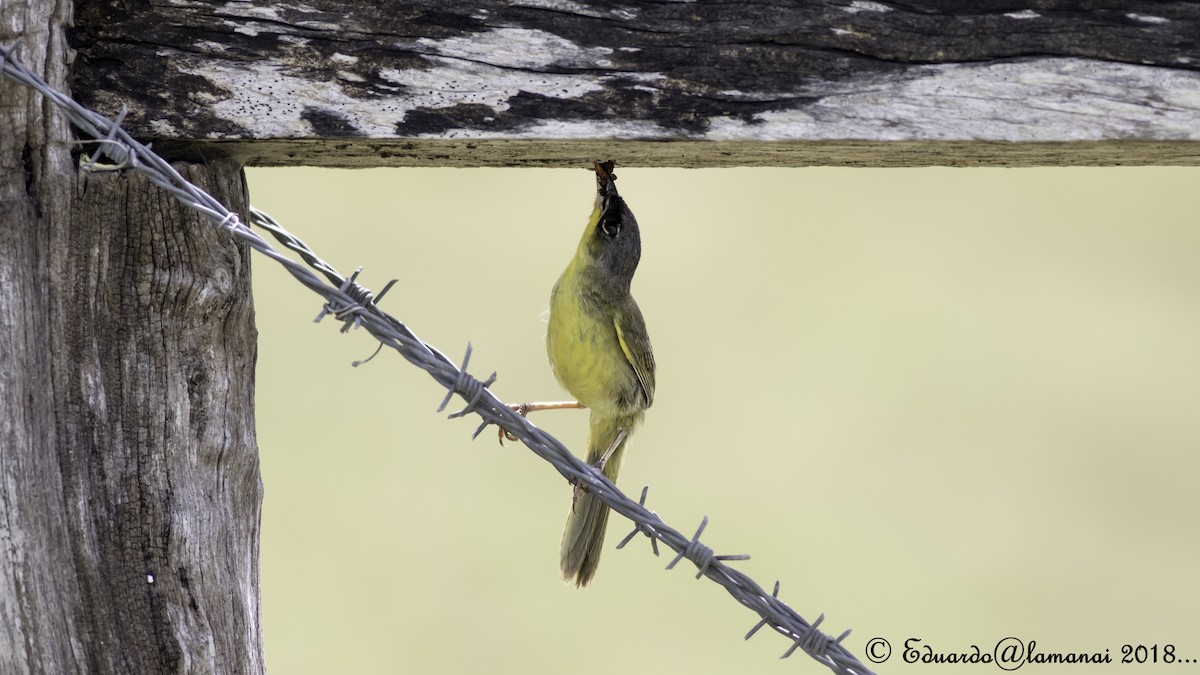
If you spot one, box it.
[1,42,875,675]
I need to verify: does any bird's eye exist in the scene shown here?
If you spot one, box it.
[600,214,622,238]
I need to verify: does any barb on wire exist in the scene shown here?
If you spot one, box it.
[615,486,661,556]
[1,42,875,675]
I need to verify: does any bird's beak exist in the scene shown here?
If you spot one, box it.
[594,160,618,198]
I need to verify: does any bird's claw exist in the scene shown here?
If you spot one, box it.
[571,481,584,513]
[569,455,608,512]
[497,403,531,445]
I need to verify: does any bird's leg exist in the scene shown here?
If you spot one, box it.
[571,427,627,511]
[595,427,627,473]
[498,400,584,444]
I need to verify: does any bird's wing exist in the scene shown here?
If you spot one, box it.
[614,312,656,409]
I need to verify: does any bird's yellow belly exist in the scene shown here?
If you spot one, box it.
[546,281,633,415]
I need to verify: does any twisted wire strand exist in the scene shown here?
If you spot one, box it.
[2,42,875,675]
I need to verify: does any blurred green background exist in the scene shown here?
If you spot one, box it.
[247,166,1199,673]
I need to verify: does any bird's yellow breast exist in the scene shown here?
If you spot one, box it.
[546,272,638,417]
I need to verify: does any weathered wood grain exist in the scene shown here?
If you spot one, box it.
[2,4,263,671]
[71,0,1200,166]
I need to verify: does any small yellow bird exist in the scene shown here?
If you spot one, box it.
[541,160,656,587]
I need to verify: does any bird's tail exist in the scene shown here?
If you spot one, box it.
[560,413,634,588]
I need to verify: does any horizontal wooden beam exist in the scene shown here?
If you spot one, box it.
[168,138,1200,168]
[72,0,1200,167]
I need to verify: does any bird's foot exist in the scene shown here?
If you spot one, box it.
[496,400,584,445]
[497,403,531,445]
[571,480,586,513]
[569,434,624,511]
